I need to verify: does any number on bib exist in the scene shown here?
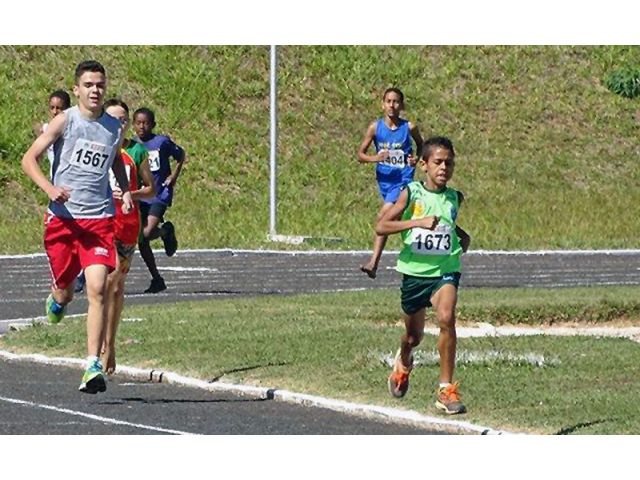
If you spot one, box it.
[410,226,452,255]
[382,149,406,169]
[148,150,161,172]
[71,139,111,173]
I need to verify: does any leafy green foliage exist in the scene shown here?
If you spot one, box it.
[604,67,640,98]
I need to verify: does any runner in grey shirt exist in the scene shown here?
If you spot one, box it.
[22,60,132,395]
[49,105,122,219]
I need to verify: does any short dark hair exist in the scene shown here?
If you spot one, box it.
[422,136,455,160]
[383,87,404,104]
[74,60,106,84]
[49,90,71,109]
[133,107,156,125]
[104,98,130,115]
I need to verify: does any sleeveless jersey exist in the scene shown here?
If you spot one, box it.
[373,118,415,187]
[48,106,123,219]
[125,139,148,186]
[397,182,463,277]
[136,133,184,207]
[42,122,62,179]
[110,149,141,245]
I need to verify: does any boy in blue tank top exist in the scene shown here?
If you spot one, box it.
[132,107,186,294]
[357,87,423,279]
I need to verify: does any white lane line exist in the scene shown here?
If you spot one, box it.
[158,267,219,272]
[425,324,640,343]
[0,395,195,435]
[3,248,640,259]
[0,349,512,435]
[0,314,85,326]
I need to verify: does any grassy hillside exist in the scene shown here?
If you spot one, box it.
[1,45,639,253]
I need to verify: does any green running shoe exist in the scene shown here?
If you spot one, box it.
[45,294,66,324]
[78,360,107,394]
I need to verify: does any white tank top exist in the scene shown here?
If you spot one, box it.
[48,106,122,219]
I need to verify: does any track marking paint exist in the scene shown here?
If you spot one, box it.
[0,349,511,435]
[3,248,640,260]
[0,395,195,435]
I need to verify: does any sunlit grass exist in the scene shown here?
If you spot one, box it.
[2,286,640,434]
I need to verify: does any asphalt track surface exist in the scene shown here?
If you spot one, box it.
[1,249,639,434]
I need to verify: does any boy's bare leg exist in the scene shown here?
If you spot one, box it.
[361,202,394,278]
[388,307,425,398]
[102,259,124,374]
[139,214,163,281]
[430,284,458,383]
[83,264,110,358]
[51,284,74,305]
[400,308,426,366]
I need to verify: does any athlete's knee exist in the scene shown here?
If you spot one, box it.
[85,277,108,302]
[403,330,423,348]
[437,310,456,330]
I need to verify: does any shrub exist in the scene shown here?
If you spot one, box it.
[604,67,640,98]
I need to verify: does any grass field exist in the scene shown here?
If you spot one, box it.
[1,46,640,253]
[2,45,639,435]
[2,286,639,434]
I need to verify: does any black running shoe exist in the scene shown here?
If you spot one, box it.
[144,276,167,293]
[161,221,178,257]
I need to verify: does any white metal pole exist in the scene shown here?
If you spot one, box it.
[269,45,278,237]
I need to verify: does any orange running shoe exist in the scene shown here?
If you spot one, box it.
[387,349,413,398]
[435,382,466,414]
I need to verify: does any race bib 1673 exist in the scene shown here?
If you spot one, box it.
[410,225,452,255]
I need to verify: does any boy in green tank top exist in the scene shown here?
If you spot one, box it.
[376,136,470,414]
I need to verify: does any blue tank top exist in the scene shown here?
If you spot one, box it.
[136,133,184,207]
[372,118,415,186]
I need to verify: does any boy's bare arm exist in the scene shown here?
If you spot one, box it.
[22,113,69,203]
[111,150,133,214]
[164,152,185,188]
[456,225,471,253]
[132,158,157,201]
[409,122,424,160]
[375,189,439,235]
[357,122,386,164]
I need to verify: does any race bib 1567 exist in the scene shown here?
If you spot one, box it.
[71,138,111,173]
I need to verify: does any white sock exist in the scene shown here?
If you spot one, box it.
[439,382,452,389]
[86,355,99,368]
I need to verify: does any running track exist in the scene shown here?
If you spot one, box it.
[1,249,639,434]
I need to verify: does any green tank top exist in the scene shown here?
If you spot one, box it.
[125,140,147,167]
[125,139,148,187]
[397,181,463,277]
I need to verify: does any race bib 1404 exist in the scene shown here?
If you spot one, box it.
[381,149,406,169]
